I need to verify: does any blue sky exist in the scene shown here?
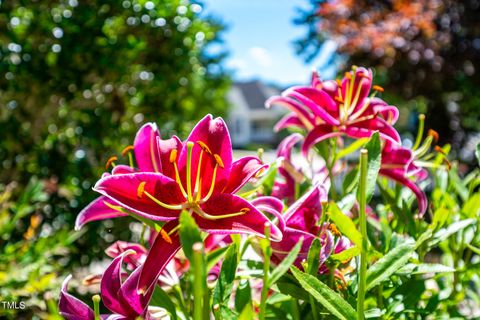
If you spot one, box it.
[203,0,337,86]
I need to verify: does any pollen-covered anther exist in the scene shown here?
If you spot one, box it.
[334,96,344,103]
[137,181,146,199]
[328,223,342,237]
[105,156,118,169]
[428,129,439,143]
[434,145,446,155]
[240,208,250,214]
[372,85,384,92]
[344,72,352,79]
[335,79,342,86]
[169,149,178,163]
[121,145,134,156]
[160,228,173,244]
[214,154,224,168]
[197,141,212,154]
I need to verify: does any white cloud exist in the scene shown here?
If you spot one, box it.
[248,46,272,67]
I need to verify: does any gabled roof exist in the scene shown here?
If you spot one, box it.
[234,80,281,110]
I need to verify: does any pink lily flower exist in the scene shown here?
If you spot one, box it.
[75,122,178,230]
[270,186,338,272]
[266,67,400,156]
[379,141,428,215]
[91,115,282,293]
[59,251,153,320]
[272,133,304,204]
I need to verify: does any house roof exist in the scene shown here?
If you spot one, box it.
[234,80,282,110]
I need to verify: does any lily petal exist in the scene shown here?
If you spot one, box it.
[118,267,153,317]
[59,275,94,320]
[156,135,183,180]
[138,221,182,294]
[93,173,184,221]
[134,123,162,173]
[345,118,401,144]
[198,193,283,241]
[222,156,268,194]
[266,96,315,130]
[101,252,131,315]
[283,186,325,233]
[274,113,304,132]
[111,165,136,175]
[105,241,147,269]
[178,114,233,197]
[75,196,128,230]
[380,170,427,215]
[302,125,343,156]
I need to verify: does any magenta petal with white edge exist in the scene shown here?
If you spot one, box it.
[178,114,233,198]
[283,186,325,233]
[93,172,185,221]
[59,275,94,320]
[138,221,182,294]
[222,156,268,194]
[117,267,153,317]
[302,125,343,156]
[101,252,128,315]
[75,196,128,230]
[274,113,304,132]
[134,123,162,173]
[285,88,340,126]
[111,165,136,175]
[198,193,282,241]
[156,135,183,180]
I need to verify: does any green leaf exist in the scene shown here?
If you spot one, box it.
[360,132,382,202]
[430,219,477,247]
[150,285,178,320]
[238,304,254,320]
[206,246,229,272]
[431,207,451,230]
[268,239,303,286]
[328,203,362,246]
[290,266,356,320]
[328,203,362,262]
[179,211,203,261]
[462,193,480,218]
[306,238,321,275]
[396,263,455,275]
[336,138,369,160]
[235,280,252,313]
[213,242,239,307]
[366,241,415,291]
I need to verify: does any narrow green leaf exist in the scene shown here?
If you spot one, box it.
[213,242,239,307]
[150,285,178,320]
[466,243,480,255]
[328,203,362,246]
[268,239,303,286]
[366,242,415,291]
[396,263,455,275]
[238,304,254,320]
[336,138,369,160]
[179,211,202,261]
[306,238,321,275]
[363,132,381,201]
[235,280,252,313]
[430,218,476,247]
[290,266,357,320]
[431,207,450,230]
[207,246,229,272]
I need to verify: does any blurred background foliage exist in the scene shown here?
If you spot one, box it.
[295,0,480,162]
[0,0,229,317]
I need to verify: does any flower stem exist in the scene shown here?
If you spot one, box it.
[92,294,101,320]
[357,149,368,320]
[259,223,272,320]
[413,114,425,150]
[192,242,206,320]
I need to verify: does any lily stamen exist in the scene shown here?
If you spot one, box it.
[122,145,135,168]
[193,206,249,220]
[170,149,188,198]
[137,182,183,210]
[199,163,219,203]
[186,142,195,202]
[105,156,118,170]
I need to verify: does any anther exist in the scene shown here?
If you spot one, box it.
[214,154,224,168]
[160,228,173,244]
[240,208,250,214]
[122,145,134,156]
[197,141,212,154]
[137,181,146,198]
[434,145,446,155]
[372,85,384,92]
[344,72,351,79]
[169,149,178,163]
[334,96,344,103]
[428,129,439,143]
[336,79,342,86]
[105,156,118,169]
[328,223,342,237]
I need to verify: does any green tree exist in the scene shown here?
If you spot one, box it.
[0,0,229,262]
